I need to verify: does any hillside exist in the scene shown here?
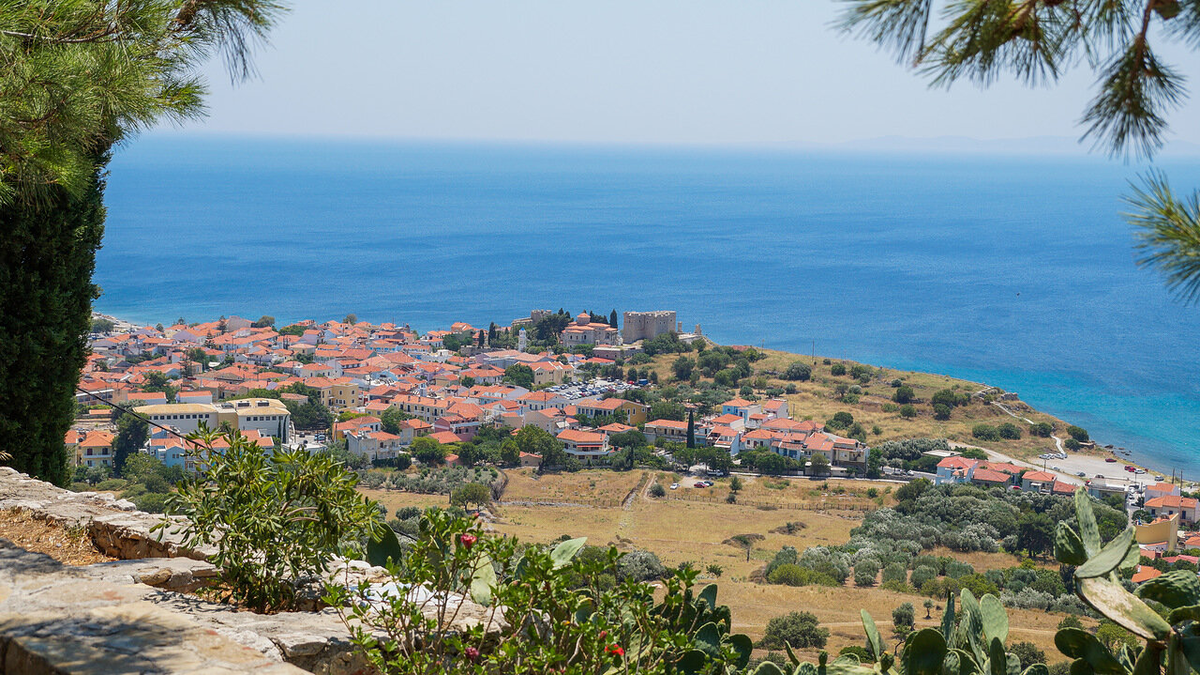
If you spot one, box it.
[644,347,1086,462]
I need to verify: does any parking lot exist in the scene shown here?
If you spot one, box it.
[545,378,640,401]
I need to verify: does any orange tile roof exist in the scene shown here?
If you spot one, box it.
[1132,567,1163,583]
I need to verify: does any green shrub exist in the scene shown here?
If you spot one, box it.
[997,422,1022,439]
[854,559,879,587]
[972,424,1000,441]
[840,645,874,663]
[1030,422,1054,438]
[94,478,128,491]
[760,611,829,649]
[882,562,907,585]
[649,483,666,498]
[893,386,915,404]
[784,362,812,381]
[1066,425,1089,442]
[327,509,749,674]
[899,404,917,419]
[768,564,839,587]
[163,429,382,612]
[617,549,667,581]
[830,364,847,376]
[892,602,915,632]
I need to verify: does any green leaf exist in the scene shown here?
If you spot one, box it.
[1137,570,1200,609]
[961,589,982,621]
[1068,659,1091,675]
[695,621,722,658]
[1075,526,1135,579]
[1169,605,1200,624]
[989,638,1007,675]
[1178,621,1200,674]
[698,583,718,611]
[550,536,586,568]
[1120,538,1141,572]
[365,525,402,568]
[906,629,948,675]
[1021,666,1050,675]
[979,594,1008,645]
[753,661,787,675]
[951,649,983,675]
[1078,576,1172,641]
[941,592,957,642]
[1006,654,1022,675]
[784,639,801,666]
[728,633,753,669]
[678,649,711,675]
[1075,488,1102,557]
[469,553,496,606]
[1055,523,1088,566]
[1056,627,1139,674]
[1132,642,1164,675]
[862,609,884,661]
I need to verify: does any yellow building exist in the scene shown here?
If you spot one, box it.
[136,399,291,444]
[1136,513,1179,554]
[329,378,363,411]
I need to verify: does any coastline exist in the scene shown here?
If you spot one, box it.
[89,309,1176,484]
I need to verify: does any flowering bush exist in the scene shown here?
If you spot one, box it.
[326,508,752,674]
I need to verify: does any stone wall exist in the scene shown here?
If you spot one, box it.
[0,467,501,674]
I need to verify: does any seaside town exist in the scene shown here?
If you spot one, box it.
[74,308,861,473]
[72,306,1198,550]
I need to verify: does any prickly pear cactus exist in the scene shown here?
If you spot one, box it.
[753,591,1045,675]
[1053,487,1200,675]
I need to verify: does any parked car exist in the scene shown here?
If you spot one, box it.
[670,483,679,490]
[1136,469,1146,475]
[1105,457,1118,463]
[1077,471,1087,477]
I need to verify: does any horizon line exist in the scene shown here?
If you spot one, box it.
[136,129,1200,159]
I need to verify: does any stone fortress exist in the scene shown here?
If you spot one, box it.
[621,310,677,343]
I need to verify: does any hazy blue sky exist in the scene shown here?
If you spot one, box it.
[180,1,1199,147]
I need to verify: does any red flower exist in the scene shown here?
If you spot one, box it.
[463,647,480,662]
[598,630,608,639]
[607,644,625,657]
[459,533,477,549]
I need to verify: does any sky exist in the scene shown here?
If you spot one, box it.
[177,0,1200,148]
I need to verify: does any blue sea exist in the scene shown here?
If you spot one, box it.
[97,136,1200,473]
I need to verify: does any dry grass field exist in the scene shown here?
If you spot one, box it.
[500,467,645,505]
[645,348,1092,462]
[359,469,1083,663]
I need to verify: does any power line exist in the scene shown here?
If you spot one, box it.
[73,385,208,448]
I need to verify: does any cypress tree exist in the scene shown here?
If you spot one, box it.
[686,410,695,449]
[609,309,618,328]
[0,154,108,485]
[0,2,284,484]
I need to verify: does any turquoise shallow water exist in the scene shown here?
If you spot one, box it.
[96,136,1200,473]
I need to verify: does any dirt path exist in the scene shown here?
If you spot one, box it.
[992,401,1065,453]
